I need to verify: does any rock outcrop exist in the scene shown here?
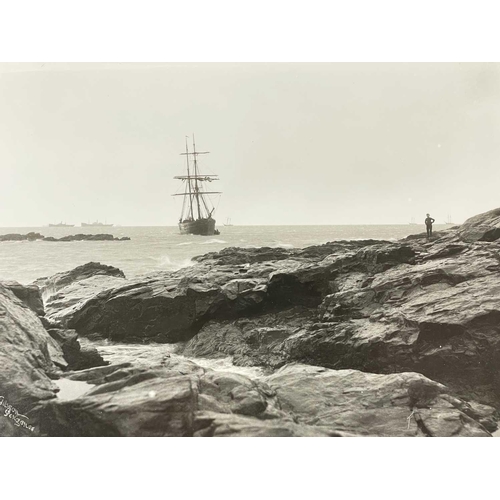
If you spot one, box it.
[33,207,500,409]
[0,232,43,241]
[265,364,496,436]
[6,205,500,437]
[34,262,127,325]
[34,358,495,437]
[0,280,44,316]
[46,328,107,371]
[0,283,63,435]
[456,207,500,242]
[0,233,130,242]
[42,234,130,242]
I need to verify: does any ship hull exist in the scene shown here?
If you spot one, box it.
[179,218,216,236]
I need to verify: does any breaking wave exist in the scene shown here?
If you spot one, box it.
[272,242,294,249]
[201,239,227,245]
[156,254,194,271]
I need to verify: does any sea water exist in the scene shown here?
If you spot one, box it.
[0,224,444,284]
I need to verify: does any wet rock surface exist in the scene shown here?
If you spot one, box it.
[33,262,127,325]
[0,280,44,316]
[0,283,62,435]
[47,328,107,371]
[32,207,500,410]
[4,206,500,436]
[35,357,495,437]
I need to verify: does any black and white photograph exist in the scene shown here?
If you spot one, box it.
[3,60,500,438]
[1,1,499,495]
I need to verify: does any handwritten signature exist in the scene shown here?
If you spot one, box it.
[0,396,35,432]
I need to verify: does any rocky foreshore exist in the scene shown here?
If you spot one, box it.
[0,232,130,242]
[2,207,500,436]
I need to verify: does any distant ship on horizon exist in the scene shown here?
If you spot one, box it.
[223,218,233,226]
[408,217,417,226]
[49,222,74,227]
[444,214,456,225]
[81,220,114,227]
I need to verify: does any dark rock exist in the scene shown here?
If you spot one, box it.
[50,234,118,242]
[0,232,44,241]
[178,207,500,407]
[34,358,494,437]
[28,205,500,415]
[192,412,342,437]
[63,267,271,342]
[0,283,64,435]
[182,306,315,369]
[47,328,107,370]
[51,239,417,342]
[0,280,44,316]
[264,364,495,437]
[0,232,130,243]
[41,274,129,326]
[33,262,126,297]
[457,207,500,242]
[33,262,127,326]
[283,246,500,405]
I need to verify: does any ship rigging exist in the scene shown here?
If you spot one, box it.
[173,136,221,235]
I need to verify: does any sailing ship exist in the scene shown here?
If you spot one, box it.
[408,217,417,225]
[81,221,114,227]
[173,136,221,236]
[49,222,74,227]
[223,218,233,226]
[444,214,455,225]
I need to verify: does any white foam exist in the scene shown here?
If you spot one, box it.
[183,356,264,379]
[201,239,227,244]
[157,254,194,271]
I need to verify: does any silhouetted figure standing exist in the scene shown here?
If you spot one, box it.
[425,213,435,238]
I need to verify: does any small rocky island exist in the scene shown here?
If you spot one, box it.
[2,207,500,436]
[0,232,130,242]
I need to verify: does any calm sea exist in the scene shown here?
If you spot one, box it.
[0,224,446,284]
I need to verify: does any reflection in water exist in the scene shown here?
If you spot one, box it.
[55,378,94,401]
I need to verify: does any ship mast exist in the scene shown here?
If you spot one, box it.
[173,135,221,221]
[184,137,194,220]
[192,135,202,220]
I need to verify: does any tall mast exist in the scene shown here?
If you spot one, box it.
[173,136,220,222]
[184,137,194,220]
[192,134,202,220]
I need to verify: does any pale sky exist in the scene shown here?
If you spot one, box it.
[1,62,499,226]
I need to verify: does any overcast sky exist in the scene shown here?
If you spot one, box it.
[1,62,499,226]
